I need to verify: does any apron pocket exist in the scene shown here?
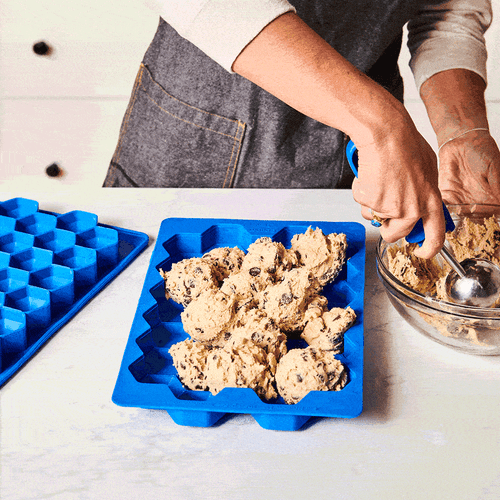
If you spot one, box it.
[104,64,246,188]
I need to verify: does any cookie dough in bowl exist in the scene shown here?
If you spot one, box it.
[376,204,500,354]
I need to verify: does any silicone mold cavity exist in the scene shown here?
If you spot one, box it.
[0,252,11,269]
[54,246,97,289]
[113,218,365,431]
[6,286,51,341]
[0,198,39,219]
[10,247,53,273]
[16,212,57,236]
[30,265,75,314]
[57,211,97,234]
[0,198,149,387]
[0,267,30,293]
[76,226,119,270]
[0,231,34,255]
[0,307,27,372]
[35,229,76,254]
[0,216,17,236]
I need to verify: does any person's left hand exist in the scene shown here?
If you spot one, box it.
[438,130,500,206]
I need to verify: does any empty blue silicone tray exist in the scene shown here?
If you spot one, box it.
[0,197,149,387]
[112,218,365,431]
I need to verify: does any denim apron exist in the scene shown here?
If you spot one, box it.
[103,0,434,188]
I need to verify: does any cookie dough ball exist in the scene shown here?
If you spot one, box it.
[275,347,347,404]
[259,267,320,332]
[241,237,285,274]
[205,338,278,400]
[181,289,236,345]
[241,270,276,295]
[202,246,245,281]
[301,306,356,352]
[219,270,261,308]
[240,237,296,282]
[160,257,220,306]
[169,338,212,391]
[291,227,347,286]
[303,294,329,324]
[226,309,287,361]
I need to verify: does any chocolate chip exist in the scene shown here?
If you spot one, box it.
[194,267,203,274]
[249,267,261,276]
[251,332,263,343]
[329,337,344,352]
[280,293,293,306]
[296,374,303,383]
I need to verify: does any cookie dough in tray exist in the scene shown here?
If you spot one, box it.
[0,197,149,387]
[112,218,365,431]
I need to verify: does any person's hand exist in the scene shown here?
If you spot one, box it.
[438,130,500,206]
[351,123,446,259]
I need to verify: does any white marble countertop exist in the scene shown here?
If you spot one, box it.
[2,188,500,500]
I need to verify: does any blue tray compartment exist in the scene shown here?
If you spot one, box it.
[113,218,365,431]
[0,198,149,387]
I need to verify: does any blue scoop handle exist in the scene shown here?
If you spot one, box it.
[346,140,455,245]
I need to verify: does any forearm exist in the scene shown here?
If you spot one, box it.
[420,69,489,147]
[232,12,412,147]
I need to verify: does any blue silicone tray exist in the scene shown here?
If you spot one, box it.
[113,218,365,431]
[0,197,149,387]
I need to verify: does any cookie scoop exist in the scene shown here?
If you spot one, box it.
[346,140,500,308]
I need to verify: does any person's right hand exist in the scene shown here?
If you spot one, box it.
[230,10,447,259]
[350,121,447,259]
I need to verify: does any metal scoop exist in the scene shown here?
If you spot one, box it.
[346,140,500,308]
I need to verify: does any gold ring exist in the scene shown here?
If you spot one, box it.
[370,211,386,228]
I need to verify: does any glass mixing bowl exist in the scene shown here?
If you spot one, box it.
[376,204,500,355]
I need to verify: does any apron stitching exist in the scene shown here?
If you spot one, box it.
[109,161,139,187]
[107,65,144,184]
[223,124,240,188]
[142,64,239,126]
[141,87,240,139]
[225,121,245,188]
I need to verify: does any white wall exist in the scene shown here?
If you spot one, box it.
[1,1,499,190]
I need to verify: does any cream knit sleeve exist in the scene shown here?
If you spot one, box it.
[143,0,296,73]
[407,0,492,92]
